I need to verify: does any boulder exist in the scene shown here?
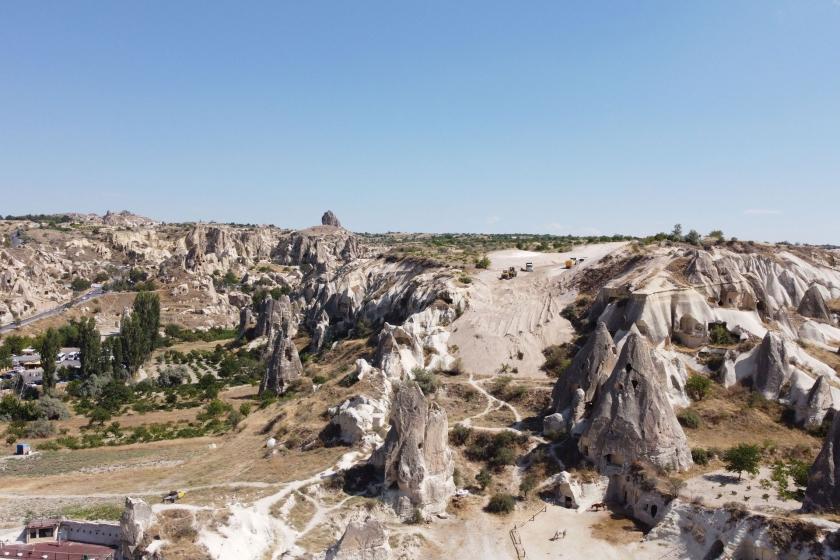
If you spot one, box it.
[551,322,617,419]
[260,332,303,395]
[328,516,390,560]
[579,333,693,472]
[370,382,455,517]
[542,413,566,438]
[321,210,343,228]
[119,497,154,559]
[795,375,834,430]
[799,285,833,323]
[754,332,791,399]
[804,413,840,512]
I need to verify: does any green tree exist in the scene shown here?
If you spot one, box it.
[78,317,102,379]
[70,277,91,292]
[671,224,683,240]
[685,229,701,246]
[132,291,161,355]
[685,374,712,401]
[475,256,491,269]
[723,443,761,480]
[709,229,724,240]
[39,328,60,395]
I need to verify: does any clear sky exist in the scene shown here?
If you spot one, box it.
[1,1,839,243]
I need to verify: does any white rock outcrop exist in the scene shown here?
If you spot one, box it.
[370,382,455,517]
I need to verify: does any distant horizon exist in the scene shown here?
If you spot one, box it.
[2,2,838,244]
[4,208,838,247]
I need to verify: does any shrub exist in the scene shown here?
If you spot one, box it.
[24,418,56,438]
[476,467,492,490]
[70,277,92,292]
[692,448,710,466]
[486,493,516,514]
[475,256,491,269]
[412,368,439,395]
[709,324,737,345]
[685,374,712,401]
[677,410,701,429]
[450,424,472,446]
[541,344,575,379]
[239,403,252,417]
[35,396,70,421]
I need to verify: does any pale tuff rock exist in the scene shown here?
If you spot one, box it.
[374,303,459,379]
[804,413,840,512]
[551,322,617,422]
[321,210,343,228]
[260,331,303,395]
[371,382,455,517]
[799,284,833,323]
[753,332,791,400]
[119,497,155,559]
[276,226,362,273]
[327,516,390,560]
[542,413,567,438]
[329,360,393,446]
[648,500,838,559]
[579,333,693,472]
[254,294,297,342]
[182,223,280,274]
[794,375,834,429]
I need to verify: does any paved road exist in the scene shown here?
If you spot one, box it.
[0,287,104,334]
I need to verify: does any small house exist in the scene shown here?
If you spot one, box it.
[25,518,60,543]
[15,442,32,456]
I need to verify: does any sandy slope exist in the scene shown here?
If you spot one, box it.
[450,243,627,378]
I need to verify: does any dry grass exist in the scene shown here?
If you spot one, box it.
[801,342,840,374]
[155,509,212,559]
[682,385,822,459]
[590,507,646,545]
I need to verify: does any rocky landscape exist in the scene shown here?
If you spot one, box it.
[2,212,840,559]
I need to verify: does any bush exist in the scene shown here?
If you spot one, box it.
[692,448,710,466]
[475,256,491,269]
[486,493,516,514]
[709,324,737,345]
[677,409,701,429]
[476,467,492,490]
[239,403,252,417]
[24,418,56,438]
[685,374,712,401]
[541,344,575,379]
[70,277,92,292]
[35,396,70,421]
[450,424,472,446]
[412,368,439,396]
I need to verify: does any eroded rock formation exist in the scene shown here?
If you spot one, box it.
[119,497,155,559]
[795,375,834,430]
[551,322,617,427]
[260,331,303,395]
[798,285,832,323]
[804,413,840,512]
[370,382,455,517]
[579,332,693,472]
[322,210,343,228]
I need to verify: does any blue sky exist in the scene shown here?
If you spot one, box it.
[1,1,839,243]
